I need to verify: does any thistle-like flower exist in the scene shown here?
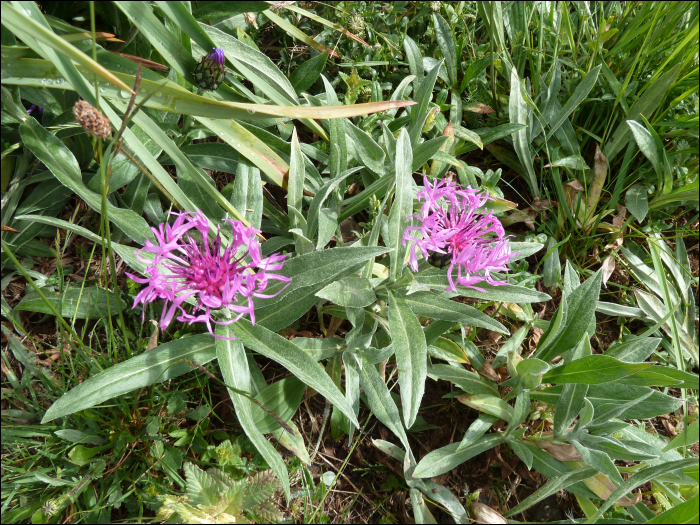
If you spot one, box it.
[402,177,517,292]
[193,47,226,91]
[126,210,290,339]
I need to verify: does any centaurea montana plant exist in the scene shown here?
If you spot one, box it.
[126,210,290,339]
[403,177,517,292]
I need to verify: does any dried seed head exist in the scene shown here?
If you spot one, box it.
[73,100,111,139]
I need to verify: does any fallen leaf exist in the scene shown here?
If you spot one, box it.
[564,180,585,191]
[480,360,500,381]
[601,257,616,288]
[604,237,623,250]
[537,441,582,462]
[502,209,536,230]
[532,198,558,211]
[612,206,627,229]
[146,320,159,351]
[487,331,503,345]
[464,102,495,114]
[662,419,678,436]
[586,145,608,214]
[470,501,507,523]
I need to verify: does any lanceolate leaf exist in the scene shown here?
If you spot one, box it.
[215,332,290,501]
[42,335,216,423]
[542,355,653,384]
[387,129,414,280]
[388,290,427,429]
[399,291,508,334]
[231,319,359,428]
[254,246,389,331]
[413,434,504,478]
[359,355,411,452]
[2,58,416,121]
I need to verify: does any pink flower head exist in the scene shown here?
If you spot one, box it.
[126,210,290,339]
[402,177,517,292]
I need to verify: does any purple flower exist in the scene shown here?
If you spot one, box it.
[207,47,225,66]
[27,104,43,116]
[126,210,290,339]
[402,176,517,292]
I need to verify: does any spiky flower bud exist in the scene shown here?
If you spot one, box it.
[193,47,226,91]
[73,100,111,139]
[430,1,442,12]
[348,14,365,37]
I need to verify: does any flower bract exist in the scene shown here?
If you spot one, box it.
[193,47,226,91]
[127,210,290,339]
[402,177,517,292]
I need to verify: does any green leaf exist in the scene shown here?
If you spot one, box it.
[4,57,415,122]
[316,277,377,308]
[531,383,681,421]
[403,35,424,83]
[399,291,508,334]
[42,335,216,423]
[231,319,358,428]
[503,467,599,517]
[509,66,539,198]
[647,493,699,524]
[346,120,386,176]
[627,120,663,180]
[192,1,268,19]
[547,156,590,170]
[618,366,699,388]
[15,285,125,320]
[604,336,662,363]
[388,290,427,429]
[231,160,263,230]
[626,183,650,223]
[408,61,442,146]
[604,64,681,161]
[545,65,601,141]
[542,355,652,384]
[508,439,534,470]
[287,127,304,229]
[359,355,410,452]
[387,129,413,281]
[535,269,602,362]
[254,246,388,332]
[457,413,498,451]
[321,75,347,178]
[516,358,550,390]
[554,381,589,436]
[662,419,699,452]
[456,123,527,155]
[290,50,329,95]
[570,439,623,485]
[251,377,305,434]
[591,459,698,522]
[456,394,513,423]
[428,337,470,364]
[412,136,450,171]
[306,167,362,248]
[427,364,499,397]
[216,332,290,501]
[413,434,504,478]
[413,267,551,303]
[432,13,457,88]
